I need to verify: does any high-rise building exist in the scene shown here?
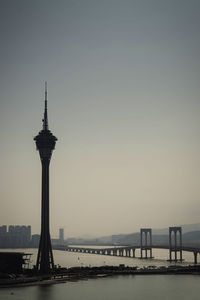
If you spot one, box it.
[34,83,57,274]
[0,225,7,235]
[0,225,31,248]
[59,228,64,244]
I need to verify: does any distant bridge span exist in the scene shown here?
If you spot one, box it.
[53,245,200,264]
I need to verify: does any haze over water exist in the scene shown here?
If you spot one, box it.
[1,0,200,238]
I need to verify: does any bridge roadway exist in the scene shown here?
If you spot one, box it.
[53,245,200,264]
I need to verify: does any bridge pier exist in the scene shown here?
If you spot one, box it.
[113,249,117,256]
[132,248,136,258]
[169,227,183,262]
[140,228,153,259]
[193,252,198,264]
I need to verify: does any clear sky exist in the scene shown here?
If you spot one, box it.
[0,0,200,238]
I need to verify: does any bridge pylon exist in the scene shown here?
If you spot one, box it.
[140,228,153,259]
[169,227,183,262]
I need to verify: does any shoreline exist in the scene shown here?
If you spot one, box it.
[1,264,200,288]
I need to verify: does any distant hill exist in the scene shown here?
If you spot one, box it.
[152,223,200,235]
[66,223,200,247]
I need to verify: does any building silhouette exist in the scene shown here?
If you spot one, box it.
[31,234,40,248]
[0,225,31,248]
[59,228,64,244]
[34,83,57,273]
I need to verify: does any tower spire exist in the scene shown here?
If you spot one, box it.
[43,81,49,130]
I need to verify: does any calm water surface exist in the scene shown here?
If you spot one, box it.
[1,275,200,300]
[1,248,200,300]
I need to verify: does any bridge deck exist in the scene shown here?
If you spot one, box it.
[53,245,200,253]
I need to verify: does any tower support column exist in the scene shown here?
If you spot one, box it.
[140,228,153,259]
[169,227,183,262]
[36,158,54,273]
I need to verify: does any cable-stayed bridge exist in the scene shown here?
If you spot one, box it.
[53,227,200,264]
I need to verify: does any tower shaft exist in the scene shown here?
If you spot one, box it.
[36,158,54,273]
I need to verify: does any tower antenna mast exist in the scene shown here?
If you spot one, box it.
[43,81,49,130]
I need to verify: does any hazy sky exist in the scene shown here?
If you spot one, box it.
[0,0,200,238]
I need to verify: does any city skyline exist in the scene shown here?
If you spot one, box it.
[0,0,200,237]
